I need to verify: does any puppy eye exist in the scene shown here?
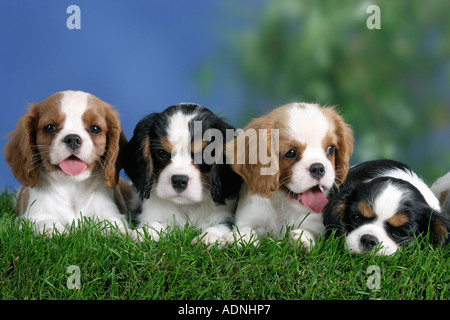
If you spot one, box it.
[351,213,361,224]
[43,124,57,134]
[283,148,297,159]
[156,148,170,160]
[88,125,102,135]
[326,145,335,157]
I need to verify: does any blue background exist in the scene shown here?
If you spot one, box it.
[1,1,449,190]
[0,0,259,189]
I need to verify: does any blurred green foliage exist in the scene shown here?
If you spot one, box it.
[201,0,450,184]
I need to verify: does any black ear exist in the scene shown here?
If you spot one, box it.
[421,207,450,248]
[323,197,347,239]
[322,182,358,239]
[209,115,242,204]
[211,161,242,204]
[123,114,157,200]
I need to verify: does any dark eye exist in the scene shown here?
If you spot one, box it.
[156,148,170,160]
[351,213,361,224]
[326,145,335,157]
[283,148,297,159]
[43,124,57,134]
[89,125,102,135]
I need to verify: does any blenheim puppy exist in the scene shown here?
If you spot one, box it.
[4,90,133,235]
[123,103,242,247]
[228,103,353,250]
[323,160,449,255]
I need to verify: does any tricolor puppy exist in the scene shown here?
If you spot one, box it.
[123,103,242,246]
[227,103,353,250]
[323,160,449,255]
[4,90,133,235]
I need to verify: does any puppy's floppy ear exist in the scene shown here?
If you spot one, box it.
[324,107,354,185]
[123,114,157,199]
[4,104,40,187]
[209,116,242,204]
[102,105,128,189]
[228,116,280,198]
[421,207,450,248]
[323,191,348,239]
[323,181,359,239]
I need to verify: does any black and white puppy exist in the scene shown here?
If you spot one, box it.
[123,103,241,246]
[323,159,449,255]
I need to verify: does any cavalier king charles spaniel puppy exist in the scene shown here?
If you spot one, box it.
[227,102,353,250]
[323,159,449,255]
[4,90,134,236]
[122,103,242,247]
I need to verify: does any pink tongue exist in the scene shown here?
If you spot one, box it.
[58,157,87,176]
[300,187,328,213]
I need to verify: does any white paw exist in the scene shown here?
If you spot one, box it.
[291,229,316,252]
[192,232,227,249]
[226,228,260,247]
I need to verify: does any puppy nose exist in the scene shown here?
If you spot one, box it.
[64,134,82,150]
[360,234,379,252]
[171,175,189,192]
[309,163,325,179]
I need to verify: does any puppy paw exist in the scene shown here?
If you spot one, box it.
[192,232,227,249]
[226,229,260,247]
[290,229,316,253]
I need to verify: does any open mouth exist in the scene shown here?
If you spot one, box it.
[283,185,329,213]
[58,155,87,176]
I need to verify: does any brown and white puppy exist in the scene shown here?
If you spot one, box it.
[4,90,134,235]
[227,103,353,250]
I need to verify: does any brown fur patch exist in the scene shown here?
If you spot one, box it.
[387,213,409,227]
[160,137,174,154]
[4,92,65,187]
[87,95,126,189]
[358,201,375,218]
[191,139,208,154]
[439,190,449,205]
[336,200,347,220]
[321,107,354,186]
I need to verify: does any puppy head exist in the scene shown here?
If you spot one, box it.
[230,103,353,213]
[323,177,449,255]
[123,103,241,204]
[4,91,126,188]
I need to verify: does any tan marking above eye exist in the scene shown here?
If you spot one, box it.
[387,213,409,227]
[160,137,174,154]
[357,201,375,218]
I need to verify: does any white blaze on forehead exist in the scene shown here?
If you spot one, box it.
[372,182,403,221]
[50,90,93,165]
[60,90,90,131]
[167,111,196,164]
[286,103,331,145]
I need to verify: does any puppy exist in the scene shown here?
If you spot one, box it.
[431,171,450,214]
[323,159,449,255]
[227,103,353,250]
[122,103,242,246]
[4,90,133,235]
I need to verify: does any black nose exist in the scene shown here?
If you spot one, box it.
[64,134,82,150]
[171,175,189,192]
[309,163,325,179]
[360,234,379,252]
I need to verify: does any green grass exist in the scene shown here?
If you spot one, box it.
[0,188,448,300]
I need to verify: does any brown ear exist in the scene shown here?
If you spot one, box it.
[324,108,354,185]
[4,105,40,187]
[229,116,280,197]
[102,106,127,189]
